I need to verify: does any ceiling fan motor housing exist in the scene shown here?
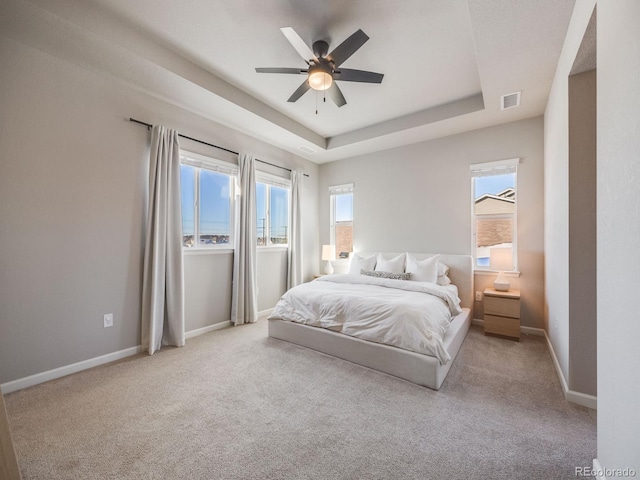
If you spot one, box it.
[312,40,329,59]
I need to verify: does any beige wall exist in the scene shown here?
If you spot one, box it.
[568,69,597,397]
[0,37,319,384]
[319,117,545,328]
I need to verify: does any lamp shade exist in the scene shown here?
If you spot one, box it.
[490,247,513,291]
[309,71,333,90]
[322,245,336,261]
[308,65,333,91]
[490,247,513,271]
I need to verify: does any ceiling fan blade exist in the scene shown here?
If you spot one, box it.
[326,29,369,67]
[327,82,347,107]
[280,27,319,64]
[287,80,312,103]
[255,68,308,75]
[334,68,384,83]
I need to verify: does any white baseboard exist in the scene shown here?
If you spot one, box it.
[543,331,569,394]
[543,331,597,410]
[472,318,597,410]
[1,322,232,395]
[185,321,230,339]
[565,389,597,409]
[521,325,545,336]
[258,308,273,317]
[0,345,142,394]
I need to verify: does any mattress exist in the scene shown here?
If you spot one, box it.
[268,274,462,364]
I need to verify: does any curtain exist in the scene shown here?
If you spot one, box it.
[141,125,185,354]
[231,154,258,325]
[287,170,303,289]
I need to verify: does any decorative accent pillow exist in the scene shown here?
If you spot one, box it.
[405,254,439,284]
[374,253,406,274]
[348,253,377,275]
[361,269,412,281]
[438,262,450,277]
[437,262,451,286]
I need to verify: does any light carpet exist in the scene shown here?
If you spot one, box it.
[4,320,596,479]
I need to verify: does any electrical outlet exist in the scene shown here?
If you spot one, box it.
[475,291,483,301]
[554,316,559,329]
[104,313,113,328]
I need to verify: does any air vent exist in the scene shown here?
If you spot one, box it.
[501,91,521,110]
[298,145,316,154]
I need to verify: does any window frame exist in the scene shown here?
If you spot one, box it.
[256,171,291,248]
[329,183,354,257]
[470,159,519,271]
[180,150,237,252]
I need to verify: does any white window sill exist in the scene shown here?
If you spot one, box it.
[257,246,289,252]
[474,269,521,277]
[183,248,234,255]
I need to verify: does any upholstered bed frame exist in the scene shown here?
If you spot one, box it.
[268,253,474,390]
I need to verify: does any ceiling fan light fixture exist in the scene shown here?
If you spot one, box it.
[308,68,333,91]
[256,27,382,106]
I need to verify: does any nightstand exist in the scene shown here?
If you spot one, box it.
[483,288,521,340]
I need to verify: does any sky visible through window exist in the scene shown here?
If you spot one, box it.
[199,170,230,235]
[180,165,231,235]
[335,193,353,222]
[256,182,289,243]
[474,173,515,199]
[269,186,288,239]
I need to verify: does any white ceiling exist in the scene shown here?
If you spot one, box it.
[1,0,576,163]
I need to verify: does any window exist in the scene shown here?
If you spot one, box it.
[329,183,354,258]
[471,159,518,269]
[180,152,237,249]
[256,172,290,247]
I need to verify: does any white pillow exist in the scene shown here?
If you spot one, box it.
[348,253,377,275]
[437,262,451,286]
[438,262,450,277]
[374,253,406,274]
[405,254,439,284]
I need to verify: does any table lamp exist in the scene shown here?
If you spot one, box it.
[490,247,513,291]
[322,245,336,275]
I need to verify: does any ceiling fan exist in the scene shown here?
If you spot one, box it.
[256,27,384,108]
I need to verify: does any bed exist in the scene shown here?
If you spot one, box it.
[267,253,473,390]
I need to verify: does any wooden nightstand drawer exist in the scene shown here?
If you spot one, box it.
[484,296,520,319]
[484,314,521,339]
[483,288,521,340]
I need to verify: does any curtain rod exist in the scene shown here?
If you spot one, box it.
[129,118,309,177]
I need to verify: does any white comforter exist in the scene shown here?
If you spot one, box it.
[268,274,463,364]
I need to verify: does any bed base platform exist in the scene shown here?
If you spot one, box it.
[268,307,471,390]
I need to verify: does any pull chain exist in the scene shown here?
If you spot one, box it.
[324,75,327,103]
[315,76,328,115]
